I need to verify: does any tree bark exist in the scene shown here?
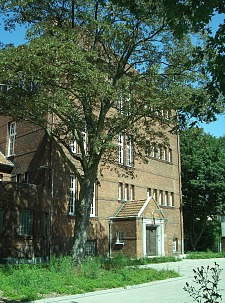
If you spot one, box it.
[71,174,96,265]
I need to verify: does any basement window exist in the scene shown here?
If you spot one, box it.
[85,240,96,257]
[19,210,33,236]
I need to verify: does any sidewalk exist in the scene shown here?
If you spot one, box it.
[28,258,225,303]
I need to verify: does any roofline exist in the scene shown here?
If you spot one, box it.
[138,196,151,217]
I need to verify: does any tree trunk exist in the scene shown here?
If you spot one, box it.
[189,218,207,251]
[71,175,95,265]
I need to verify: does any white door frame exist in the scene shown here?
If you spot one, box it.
[142,218,164,257]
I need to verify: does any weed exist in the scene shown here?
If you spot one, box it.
[0,256,179,301]
[184,262,223,303]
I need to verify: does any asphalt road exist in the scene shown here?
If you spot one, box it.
[28,258,225,303]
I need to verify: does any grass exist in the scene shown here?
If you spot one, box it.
[0,255,180,302]
[186,251,225,259]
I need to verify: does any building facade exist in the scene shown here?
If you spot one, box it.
[0,115,183,261]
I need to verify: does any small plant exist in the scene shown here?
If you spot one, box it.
[184,262,222,303]
[186,251,225,260]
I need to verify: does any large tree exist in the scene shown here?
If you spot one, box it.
[0,0,224,263]
[180,128,225,251]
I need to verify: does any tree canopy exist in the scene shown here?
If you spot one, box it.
[0,0,225,262]
[180,128,225,251]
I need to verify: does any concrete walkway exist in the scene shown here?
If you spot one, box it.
[29,258,225,303]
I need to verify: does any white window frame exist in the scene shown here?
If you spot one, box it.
[168,148,172,162]
[81,129,87,155]
[164,191,168,206]
[70,138,77,154]
[158,146,162,159]
[130,184,134,201]
[90,183,96,217]
[124,183,129,201]
[172,238,178,253]
[118,95,123,114]
[70,128,87,155]
[151,144,156,158]
[8,122,16,156]
[170,192,174,207]
[118,133,124,165]
[147,187,151,198]
[118,182,123,201]
[69,175,76,215]
[159,190,163,205]
[163,147,167,161]
[126,135,133,167]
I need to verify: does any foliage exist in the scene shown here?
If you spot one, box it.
[180,128,225,251]
[186,252,225,260]
[0,256,179,302]
[184,262,222,303]
[0,0,225,263]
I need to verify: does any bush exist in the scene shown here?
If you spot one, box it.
[186,251,225,260]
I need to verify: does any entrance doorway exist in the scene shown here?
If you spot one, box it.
[146,225,157,256]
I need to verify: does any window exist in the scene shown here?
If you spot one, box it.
[90,183,96,217]
[164,191,168,206]
[8,121,16,156]
[168,148,172,162]
[130,184,134,201]
[0,209,3,234]
[116,231,124,243]
[69,175,76,215]
[17,172,29,183]
[173,238,178,253]
[85,240,96,257]
[81,129,87,155]
[70,129,87,155]
[151,144,157,158]
[124,183,129,201]
[118,95,123,114]
[70,139,77,154]
[163,147,167,161]
[147,187,151,198]
[118,133,124,165]
[118,182,123,201]
[170,192,174,207]
[19,210,33,236]
[153,189,157,201]
[145,140,150,157]
[126,135,133,166]
[159,190,163,205]
[158,146,163,160]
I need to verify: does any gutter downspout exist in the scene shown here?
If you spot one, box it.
[177,128,184,255]
[109,218,113,258]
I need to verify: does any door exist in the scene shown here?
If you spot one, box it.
[146,225,157,256]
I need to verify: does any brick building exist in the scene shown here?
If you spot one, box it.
[0,115,183,261]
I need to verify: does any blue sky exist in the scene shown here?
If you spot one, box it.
[0,13,224,138]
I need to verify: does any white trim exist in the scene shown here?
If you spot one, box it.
[90,183,96,217]
[8,122,16,156]
[138,196,151,217]
[142,218,164,257]
[118,133,124,165]
[69,175,76,215]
